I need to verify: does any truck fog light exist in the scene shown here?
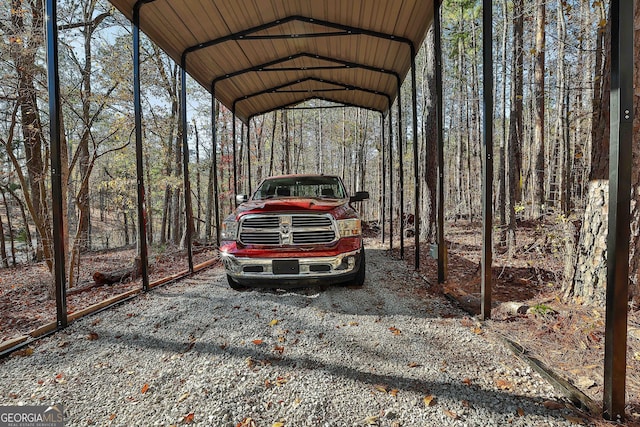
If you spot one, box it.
[347,256,355,269]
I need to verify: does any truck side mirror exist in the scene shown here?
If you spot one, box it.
[350,191,369,202]
[236,194,249,204]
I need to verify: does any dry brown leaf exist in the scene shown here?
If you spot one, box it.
[389,327,402,335]
[423,395,435,407]
[109,414,116,421]
[461,400,470,408]
[87,332,99,341]
[252,339,264,345]
[517,407,525,417]
[349,321,359,326]
[275,376,288,386]
[269,319,279,327]
[141,383,149,394]
[444,409,459,419]
[183,412,195,424]
[178,392,190,402]
[462,377,472,386]
[272,422,285,427]
[273,345,285,354]
[407,362,421,368]
[496,379,512,390]
[374,384,387,393]
[389,389,399,397]
[543,400,564,410]
[14,347,33,357]
[472,326,483,335]
[237,417,257,427]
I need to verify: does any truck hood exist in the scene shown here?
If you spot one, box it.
[235,198,352,218]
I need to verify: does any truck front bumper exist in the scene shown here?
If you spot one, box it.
[221,247,364,286]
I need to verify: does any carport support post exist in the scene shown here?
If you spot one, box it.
[397,83,405,260]
[232,112,238,205]
[246,120,252,195]
[381,113,386,244]
[211,91,221,245]
[411,48,420,270]
[388,109,394,252]
[435,0,446,283]
[46,0,67,328]
[480,0,494,320]
[180,65,194,272]
[133,2,150,291]
[604,0,633,420]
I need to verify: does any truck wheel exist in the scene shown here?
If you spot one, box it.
[227,274,248,291]
[351,250,366,287]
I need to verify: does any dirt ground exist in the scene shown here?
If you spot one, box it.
[1,220,639,424]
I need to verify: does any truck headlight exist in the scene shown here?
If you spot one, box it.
[221,220,238,241]
[337,218,361,238]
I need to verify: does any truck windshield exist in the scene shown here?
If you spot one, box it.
[253,176,346,200]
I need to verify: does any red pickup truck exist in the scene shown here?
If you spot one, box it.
[220,174,368,289]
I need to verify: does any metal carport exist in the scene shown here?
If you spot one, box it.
[42,0,633,421]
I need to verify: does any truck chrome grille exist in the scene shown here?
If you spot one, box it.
[239,214,337,246]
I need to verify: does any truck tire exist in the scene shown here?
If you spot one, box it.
[227,274,248,291]
[351,250,366,287]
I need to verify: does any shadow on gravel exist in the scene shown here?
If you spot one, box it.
[100,331,574,423]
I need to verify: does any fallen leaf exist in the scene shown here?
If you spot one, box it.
[444,409,458,419]
[462,377,472,386]
[252,339,264,345]
[269,319,279,327]
[374,384,388,393]
[272,422,285,427]
[389,389,399,397]
[364,415,379,425]
[517,407,525,417]
[349,321,359,326]
[183,412,195,423]
[423,395,435,407]
[87,332,99,341]
[407,362,421,368]
[178,392,189,402]
[109,414,116,420]
[237,417,257,427]
[472,326,483,335]
[275,376,288,386]
[14,347,33,357]
[461,400,470,408]
[389,327,402,335]
[141,383,149,394]
[543,400,564,410]
[496,379,512,390]
[273,345,285,354]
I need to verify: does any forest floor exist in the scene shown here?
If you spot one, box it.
[1,219,639,423]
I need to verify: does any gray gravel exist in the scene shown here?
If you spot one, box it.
[1,242,588,426]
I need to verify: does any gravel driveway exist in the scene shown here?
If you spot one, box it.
[1,242,586,426]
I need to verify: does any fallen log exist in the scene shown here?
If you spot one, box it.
[93,258,142,285]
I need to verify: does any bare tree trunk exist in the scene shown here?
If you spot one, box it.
[506,0,524,256]
[532,0,546,218]
[565,4,610,304]
[269,111,277,176]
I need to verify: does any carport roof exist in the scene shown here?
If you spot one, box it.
[109,0,434,122]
